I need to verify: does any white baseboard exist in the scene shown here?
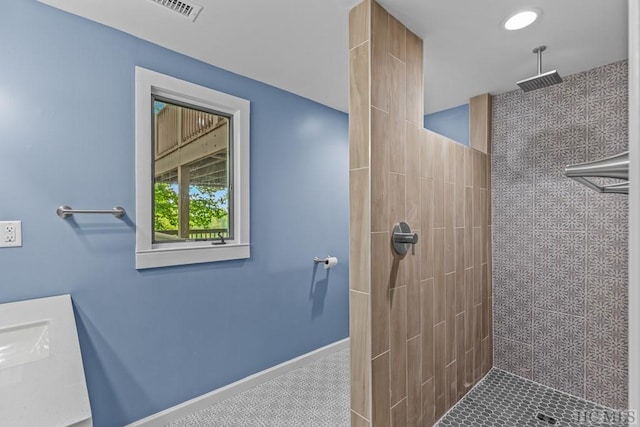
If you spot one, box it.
[126,338,350,427]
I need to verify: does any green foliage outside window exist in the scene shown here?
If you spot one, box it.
[154,183,228,232]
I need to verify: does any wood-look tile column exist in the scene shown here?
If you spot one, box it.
[349,2,493,426]
[349,1,372,424]
[469,93,493,379]
[470,94,492,154]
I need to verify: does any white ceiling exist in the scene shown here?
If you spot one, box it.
[38,0,628,114]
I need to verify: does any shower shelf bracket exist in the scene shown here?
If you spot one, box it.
[564,151,629,194]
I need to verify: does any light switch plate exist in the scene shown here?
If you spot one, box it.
[0,221,22,248]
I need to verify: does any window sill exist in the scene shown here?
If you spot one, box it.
[135,244,250,269]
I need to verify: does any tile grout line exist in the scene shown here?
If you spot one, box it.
[530,90,537,384]
[583,71,590,404]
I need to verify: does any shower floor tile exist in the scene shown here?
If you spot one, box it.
[166,348,350,427]
[437,369,629,427]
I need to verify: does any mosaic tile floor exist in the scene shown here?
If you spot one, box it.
[438,369,628,427]
[167,348,350,427]
[168,349,627,427]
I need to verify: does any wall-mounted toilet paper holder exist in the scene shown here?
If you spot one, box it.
[392,222,418,256]
[314,256,338,269]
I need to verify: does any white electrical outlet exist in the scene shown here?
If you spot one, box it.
[0,221,22,248]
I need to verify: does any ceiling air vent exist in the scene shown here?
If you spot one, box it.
[149,0,203,22]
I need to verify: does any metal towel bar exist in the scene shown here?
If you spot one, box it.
[564,151,629,194]
[56,205,126,219]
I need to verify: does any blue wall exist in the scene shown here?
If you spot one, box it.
[0,2,349,426]
[424,104,470,146]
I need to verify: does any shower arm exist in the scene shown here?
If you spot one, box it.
[534,46,545,75]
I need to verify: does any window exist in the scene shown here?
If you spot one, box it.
[135,67,250,269]
[152,97,232,243]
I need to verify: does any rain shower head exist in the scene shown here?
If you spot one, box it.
[517,46,563,92]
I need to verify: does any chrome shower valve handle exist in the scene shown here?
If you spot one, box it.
[392,222,419,256]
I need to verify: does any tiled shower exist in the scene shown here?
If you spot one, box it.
[492,60,629,410]
[348,1,629,426]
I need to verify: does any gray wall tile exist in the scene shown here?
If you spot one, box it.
[494,337,533,380]
[492,60,628,409]
[532,310,585,397]
[586,274,628,370]
[586,362,629,411]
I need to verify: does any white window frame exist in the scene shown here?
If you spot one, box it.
[135,67,250,269]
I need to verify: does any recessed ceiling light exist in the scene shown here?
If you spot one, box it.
[504,10,539,31]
